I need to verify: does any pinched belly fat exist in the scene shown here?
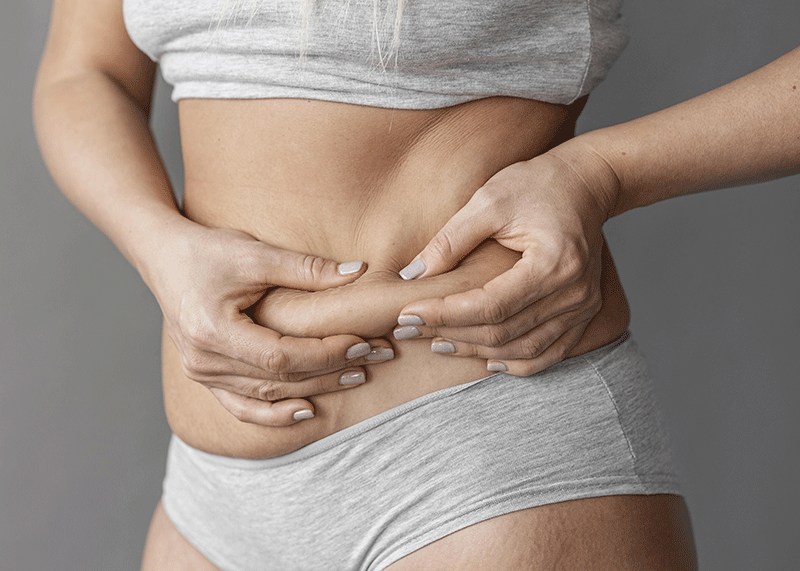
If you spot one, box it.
[254,240,520,339]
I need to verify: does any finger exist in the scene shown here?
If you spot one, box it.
[175,344,281,383]
[398,191,501,280]
[272,338,394,380]
[396,297,549,344]
[269,338,393,379]
[205,366,369,403]
[250,241,367,291]
[192,337,394,384]
[428,312,582,361]
[270,339,395,384]
[401,281,600,347]
[399,246,590,330]
[485,323,588,377]
[398,257,550,329]
[208,388,316,427]
[227,318,371,377]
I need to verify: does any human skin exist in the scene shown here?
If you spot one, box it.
[162,94,629,458]
[252,240,523,340]
[34,0,396,428]
[399,47,800,366]
[34,1,712,569]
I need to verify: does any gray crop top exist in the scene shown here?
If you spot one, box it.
[123,0,627,108]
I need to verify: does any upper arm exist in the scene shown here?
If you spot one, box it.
[36,0,156,114]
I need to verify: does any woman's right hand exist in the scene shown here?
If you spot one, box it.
[141,218,393,427]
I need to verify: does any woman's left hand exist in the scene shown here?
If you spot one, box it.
[395,142,620,376]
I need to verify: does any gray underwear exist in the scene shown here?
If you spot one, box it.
[161,333,681,571]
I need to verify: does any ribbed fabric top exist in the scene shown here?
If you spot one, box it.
[123,0,627,108]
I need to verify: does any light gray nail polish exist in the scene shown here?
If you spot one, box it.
[338,261,364,276]
[393,325,421,340]
[399,258,426,280]
[293,409,315,421]
[487,362,508,372]
[345,342,371,359]
[397,314,425,326]
[431,340,456,354]
[365,347,395,361]
[339,371,366,386]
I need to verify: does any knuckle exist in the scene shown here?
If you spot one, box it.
[560,248,587,282]
[519,335,548,359]
[257,382,286,402]
[180,350,215,378]
[278,370,305,383]
[565,281,593,309]
[474,184,503,209]
[428,231,458,261]
[543,236,586,281]
[480,294,510,325]
[481,324,512,348]
[318,347,341,372]
[300,254,328,283]
[261,347,291,375]
[304,377,327,396]
[181,314,219,350]
[552,343,570,363]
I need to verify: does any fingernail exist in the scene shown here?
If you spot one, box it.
[345,342,371,359]
[399,258,426,280]
[339,371,366,386]
[365,347,394,361]
[431,340,456,354]
[293,409,315,421]
[338,261,364,276]
[393,326,421,340]
[487,361,508,372]
[397,314,425,326]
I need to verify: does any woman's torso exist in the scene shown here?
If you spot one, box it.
[163,96,631,459]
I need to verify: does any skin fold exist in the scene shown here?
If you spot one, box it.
[252,240,521,339]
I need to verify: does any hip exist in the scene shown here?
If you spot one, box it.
[160,332,684,571]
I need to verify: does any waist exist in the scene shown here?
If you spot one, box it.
[163,96,629,459]
[179,96,577,261]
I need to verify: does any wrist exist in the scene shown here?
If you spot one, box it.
[124,207,200,292]
[545,135,623,223]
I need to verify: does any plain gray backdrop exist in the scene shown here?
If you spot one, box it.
[2,1,798,569]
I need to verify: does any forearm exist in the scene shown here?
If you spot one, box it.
[33,69,188,284]
[565,45,800,218]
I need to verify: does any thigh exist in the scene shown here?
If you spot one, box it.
[386,495,698,571]
[141,502,221,571]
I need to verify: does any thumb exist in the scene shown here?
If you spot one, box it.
[257,243,366,291]
[399,195,498,280]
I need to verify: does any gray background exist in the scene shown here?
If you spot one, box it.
[2,1,798,569]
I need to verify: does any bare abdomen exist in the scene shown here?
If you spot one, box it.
[161,96,630,459]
